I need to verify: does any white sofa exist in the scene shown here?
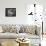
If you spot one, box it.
[0,24,41,44]
[0,24,41,39]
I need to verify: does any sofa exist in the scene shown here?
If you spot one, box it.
[0,24,41,45]
[0,24,41,39]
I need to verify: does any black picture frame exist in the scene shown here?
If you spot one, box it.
[5,8,16,17]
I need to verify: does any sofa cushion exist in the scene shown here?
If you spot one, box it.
[0,26,3,33]
[2,25,18,33]
[19,25,25,33]
[24,25,36,35]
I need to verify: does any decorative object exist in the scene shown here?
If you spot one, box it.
[26,0,43,40]
[19,39,30,46]
[26,0,43,21]
[5,8,16,17]
[28,12,33,15]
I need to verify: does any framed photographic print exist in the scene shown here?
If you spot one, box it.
[5,8,16,17]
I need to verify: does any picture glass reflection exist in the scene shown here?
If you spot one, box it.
[5,8,16,17]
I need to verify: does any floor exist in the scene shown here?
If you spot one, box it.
[41,35,46,46]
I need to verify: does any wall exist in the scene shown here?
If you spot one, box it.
[0,0,45,24]
[0,0,27,24]
[0,0,46,32]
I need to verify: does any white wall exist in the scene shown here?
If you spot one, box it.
[0,0,46,32]
[0,0,45,24]
[0,0,27,24]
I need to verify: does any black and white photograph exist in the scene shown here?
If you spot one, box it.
[5,8,16,17]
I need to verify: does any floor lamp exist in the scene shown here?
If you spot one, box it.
[41,14,43,40]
